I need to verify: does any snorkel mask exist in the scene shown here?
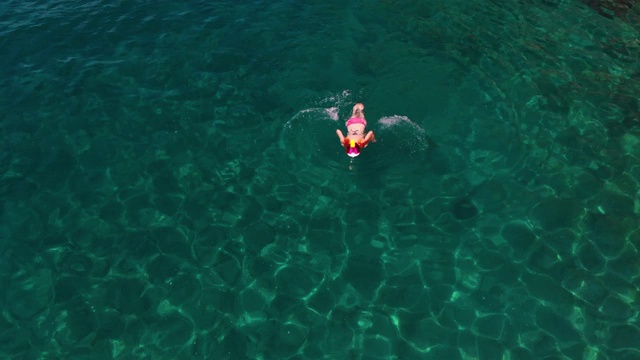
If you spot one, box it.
[346,139,361,157]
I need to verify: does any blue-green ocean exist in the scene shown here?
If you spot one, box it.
[2,1,640,359]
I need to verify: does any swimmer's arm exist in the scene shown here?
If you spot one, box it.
[336,129,345,144]
[361,131,376,147]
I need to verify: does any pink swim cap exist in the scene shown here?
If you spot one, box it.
[346,139,360,157]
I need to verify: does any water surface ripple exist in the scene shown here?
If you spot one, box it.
[1,1,639,359]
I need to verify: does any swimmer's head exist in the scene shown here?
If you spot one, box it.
[346,139,361,157]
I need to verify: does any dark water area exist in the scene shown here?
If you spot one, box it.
[1,0,640,359]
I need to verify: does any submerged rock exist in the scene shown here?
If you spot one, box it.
[583,0,636,19]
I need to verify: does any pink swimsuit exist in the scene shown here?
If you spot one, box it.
[346,117,366,127]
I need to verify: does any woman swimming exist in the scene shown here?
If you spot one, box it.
[336,103,376,157]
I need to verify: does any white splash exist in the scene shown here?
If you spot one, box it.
[325,107,339,121]
[378,115,426,134]
[293,107,339,121]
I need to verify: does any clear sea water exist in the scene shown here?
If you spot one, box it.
[1,0,640,359]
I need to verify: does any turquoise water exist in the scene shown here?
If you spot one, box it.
[2,0,640,359]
